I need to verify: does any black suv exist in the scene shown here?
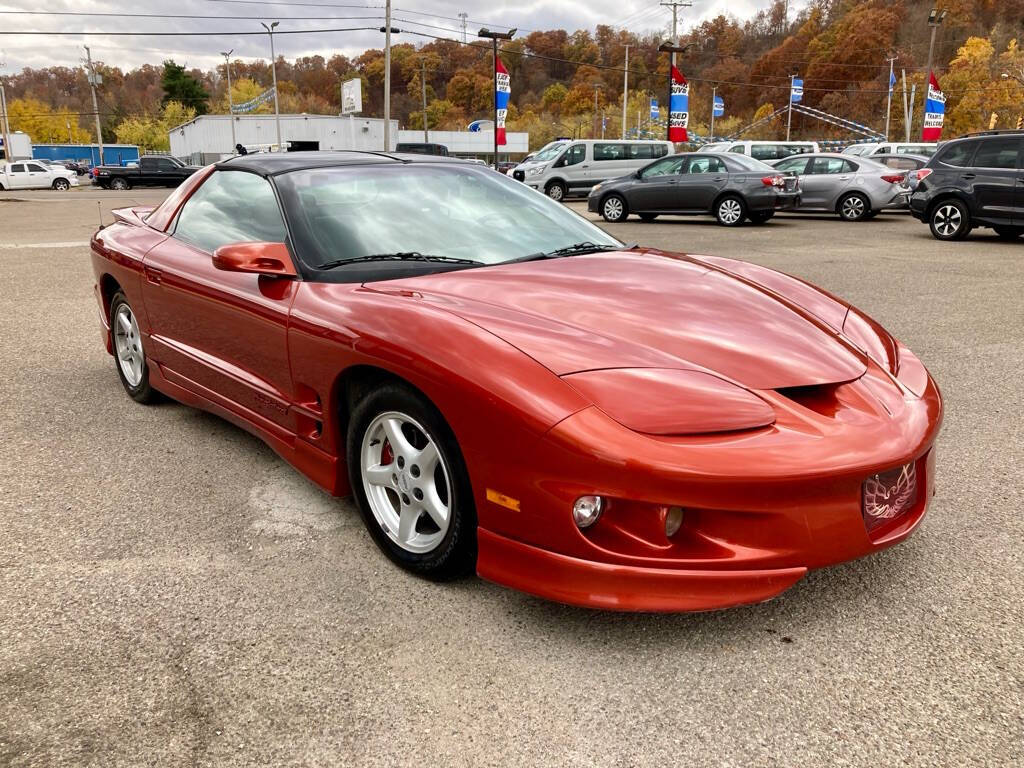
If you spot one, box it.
[910,131,1023,241]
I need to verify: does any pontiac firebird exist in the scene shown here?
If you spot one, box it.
[89,152,943,612]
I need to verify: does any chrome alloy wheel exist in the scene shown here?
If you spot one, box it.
[113,303,144,387]
[841,195,866,220]
[933,204,962,237]
[602,196,624,221]
[718,198,742,224]
[360,411,452,554]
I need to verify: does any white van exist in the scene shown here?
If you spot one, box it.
[510,139,674,201]
[699,140,820,161]
[843,142,938,157]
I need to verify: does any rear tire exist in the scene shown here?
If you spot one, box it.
[992,225,1023,240]
[929,199,971,241]
[715,195,746,226]
[544,180,566,202]
[110,177,130,191]
[347,381,476,581]
[838,193,870,221]
[601,194,628,222]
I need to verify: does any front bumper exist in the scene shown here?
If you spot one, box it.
[473,355,942,612]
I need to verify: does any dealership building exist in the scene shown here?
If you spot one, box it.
[168,114,529,164]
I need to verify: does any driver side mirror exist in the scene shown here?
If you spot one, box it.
[213,241,297,278]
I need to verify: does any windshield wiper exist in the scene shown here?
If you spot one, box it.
[544,241,625,258]
[317,252,482,270]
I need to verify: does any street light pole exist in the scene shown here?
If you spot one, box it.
[710,85,717,141]
[884,56,896,140]
[384,0,392,150]
[260,22,282,152]
[621,44,630,140]
[786,73,797,141]
[922,7,947,130]
[0,83,11,163]
[84,46,105,165]
[420,58,429,143]
[221,49,236,152]
[478,27,515,170]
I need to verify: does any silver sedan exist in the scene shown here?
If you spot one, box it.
[769,153,911,221]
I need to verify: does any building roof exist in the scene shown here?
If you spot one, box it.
[217,150,475,176]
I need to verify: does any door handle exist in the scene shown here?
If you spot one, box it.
[961,173,976,180]
[581,164,590,168]
[144,266,162,285]
[713,177,727,181]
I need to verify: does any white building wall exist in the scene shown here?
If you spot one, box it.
[169,115,399,158]
[396,130,529,155]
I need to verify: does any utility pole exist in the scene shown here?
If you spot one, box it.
[0,83,11,163]
[592,83,602,138]
[710,85,717,140]
[383,0,393,150]
[420,59,429,142]
[786,73,796,141]
[660,1,691,71]
[884,55,896,140]
[84,46,104,166]
[922,7,947,129]
[221,49,236,152]
[260,22,282,151]
[901,68,910,141]
[458,12,468,43]
[620,44,630,140]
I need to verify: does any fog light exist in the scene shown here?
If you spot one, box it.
[572,495,605,529]
[665,506,685,538]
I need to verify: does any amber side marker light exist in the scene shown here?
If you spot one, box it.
[486,488,520,512]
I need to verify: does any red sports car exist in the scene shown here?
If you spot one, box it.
[90,152,942,612]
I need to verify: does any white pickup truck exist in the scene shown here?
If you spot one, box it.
[0,160,79,191]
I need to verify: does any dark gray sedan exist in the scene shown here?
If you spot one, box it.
[586,152,801,226]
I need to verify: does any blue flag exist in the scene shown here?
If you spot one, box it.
[650,98,659,120]
[790,78,803,103]
[889,70,897,91]
[713,95,724,117]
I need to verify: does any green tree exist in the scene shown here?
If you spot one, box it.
[161,60,209,114]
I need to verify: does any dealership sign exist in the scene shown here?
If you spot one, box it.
[341,78,362,115]
[922,72,945,141]
[668,67,688,142]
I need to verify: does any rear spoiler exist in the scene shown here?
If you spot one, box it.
[111,205,156,227]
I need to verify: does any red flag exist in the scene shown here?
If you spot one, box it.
[668,66,689,143]
[495,57,510,146]
[921,71,945,142]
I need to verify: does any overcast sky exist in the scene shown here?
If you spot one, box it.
[0,1,796,73]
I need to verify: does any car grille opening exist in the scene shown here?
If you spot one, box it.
[774,383,843,416]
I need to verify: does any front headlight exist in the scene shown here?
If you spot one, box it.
[527,165,546,176]
[590,183,603,194]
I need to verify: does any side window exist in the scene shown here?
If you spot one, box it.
[651,144,669,158]
[937,141,978,168]
[10,163,25,173]
[751,145,779,160]
[687,156,724,173]
[627,144,653,159]
[156,158,176,172]
[973,138,1020,169]
[27,163,46,172]
[810,158,849,174]
[641,156,686,177]
[729,145,747,154]
[563,144,586,166]
[173,171,287,253]
[775,157,809,173]
[594,143,627,161]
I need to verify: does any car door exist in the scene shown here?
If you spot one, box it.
[969,136,1021,223]
[675,154,729,210]
[800,157,854,209]
[6,163,29,189]
[556,143,588,194]
[141,168,299,431]
[627,155,688,211]
[25,163,53,189]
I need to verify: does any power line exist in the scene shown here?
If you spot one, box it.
[0,26,380,37]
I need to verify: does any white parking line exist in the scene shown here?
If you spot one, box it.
[0,241,89,249]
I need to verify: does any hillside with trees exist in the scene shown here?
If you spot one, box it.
[1,0,1022,151]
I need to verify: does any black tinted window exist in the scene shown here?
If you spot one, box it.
[563,144,586,166]
[652,144,669,158]
[174,170,286,253]
[10,164,24,173]
[594,143,627,161]
[751,145,779,160]
[937,141,978,167]
[686,156,725,173]
[974,138,1020,169]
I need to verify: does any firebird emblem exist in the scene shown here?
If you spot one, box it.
[864,462,917,520]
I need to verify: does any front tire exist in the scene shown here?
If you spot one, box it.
[601,194,627,222]
[347,381,476,581]
[838,193,870,221]
[52,178,70,191]
[715,195,746,226]
[929,199,971,241]
[544,180,566,202]
[110,177,131,191]
[109,292,159,404]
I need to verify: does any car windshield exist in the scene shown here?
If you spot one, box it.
[274,163,622,270]
[531,142,569,162]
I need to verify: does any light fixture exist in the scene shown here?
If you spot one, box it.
[572,496,605,529]
[665,506,685,538]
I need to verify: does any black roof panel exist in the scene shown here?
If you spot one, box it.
[216,150,475,176]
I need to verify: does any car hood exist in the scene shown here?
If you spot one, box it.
[371,250,867,390]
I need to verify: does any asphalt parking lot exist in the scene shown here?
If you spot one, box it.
[1,185,1021,767]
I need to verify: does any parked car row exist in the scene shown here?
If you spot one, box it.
[0,160,79,191]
